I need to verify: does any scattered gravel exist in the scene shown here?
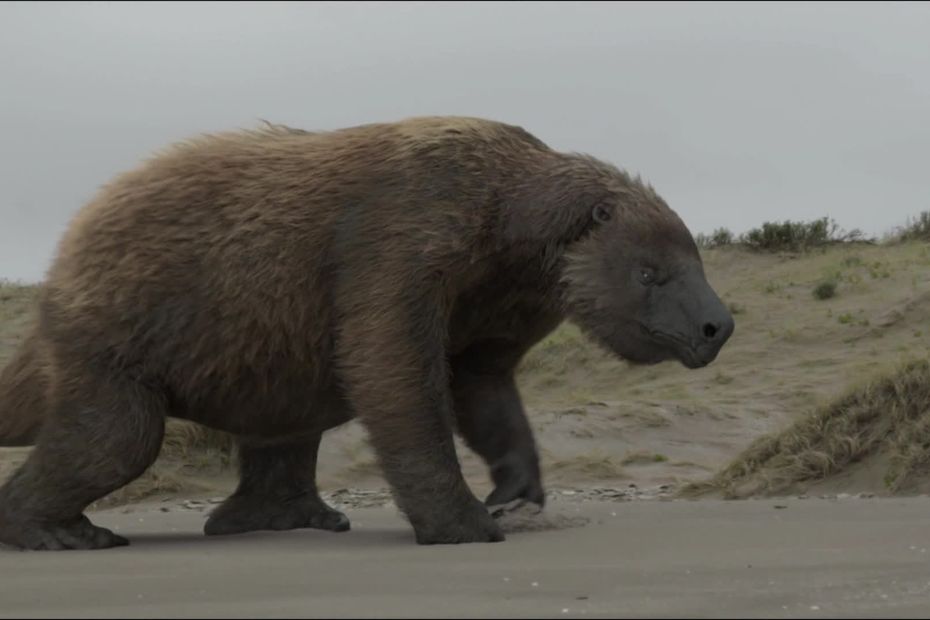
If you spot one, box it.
[545,484,677,503]
[131,484,888,516]
[163,485,679,514]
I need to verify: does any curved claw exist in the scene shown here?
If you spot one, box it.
[485,465,546,518]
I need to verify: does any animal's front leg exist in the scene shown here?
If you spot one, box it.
[336,285,504,545]
[451,359,545,513]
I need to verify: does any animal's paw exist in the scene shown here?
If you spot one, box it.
[412,498,505,545]
[485,452,545,516]
[0,513,128,551]
[204,492,350,536]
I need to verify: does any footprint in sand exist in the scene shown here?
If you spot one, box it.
[492,502,591,533]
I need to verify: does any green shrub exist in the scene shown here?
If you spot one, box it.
[697,219,876,253]
[695,227,735,249]
[812,279,838,300]
[710,227,733,247]
[739,217,865,252]
[893,211,930,242]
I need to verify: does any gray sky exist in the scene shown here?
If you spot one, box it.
[2,1,929,282]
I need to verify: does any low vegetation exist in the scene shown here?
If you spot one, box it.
[889,211,930,243]
[683,358,930,498]
[696,216,871,252]
[812,279,838,300]
[697,212,930,253]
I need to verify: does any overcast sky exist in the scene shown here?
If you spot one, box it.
[1,1,928,282]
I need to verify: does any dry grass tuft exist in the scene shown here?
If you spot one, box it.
[548,452,627,480]
[682,358,930,498]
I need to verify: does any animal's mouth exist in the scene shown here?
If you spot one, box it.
[644,327,709,369]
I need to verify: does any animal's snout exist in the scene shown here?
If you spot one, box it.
[701,313,734,345]
[695,310,734,365]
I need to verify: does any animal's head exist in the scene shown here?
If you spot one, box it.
[553,157,734,369]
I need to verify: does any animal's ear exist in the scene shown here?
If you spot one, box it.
[500,170,608,245]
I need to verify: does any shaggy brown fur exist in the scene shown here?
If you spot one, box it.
[0,330,49,446]
[0,116,732,550]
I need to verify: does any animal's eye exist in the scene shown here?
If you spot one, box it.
[592,204,612,224]
[638,267,657,286]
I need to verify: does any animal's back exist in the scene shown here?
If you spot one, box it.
[36,116,551,433]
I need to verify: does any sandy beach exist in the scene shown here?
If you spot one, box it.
[3,495,930,619]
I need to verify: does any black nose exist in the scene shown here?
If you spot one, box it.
[702,315,734,345]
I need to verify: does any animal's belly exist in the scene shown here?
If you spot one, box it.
[168,374,353,438]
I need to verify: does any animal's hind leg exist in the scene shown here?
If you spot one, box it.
[0,373,166,551]
[0,330,51,446]
[204,432,350,536]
